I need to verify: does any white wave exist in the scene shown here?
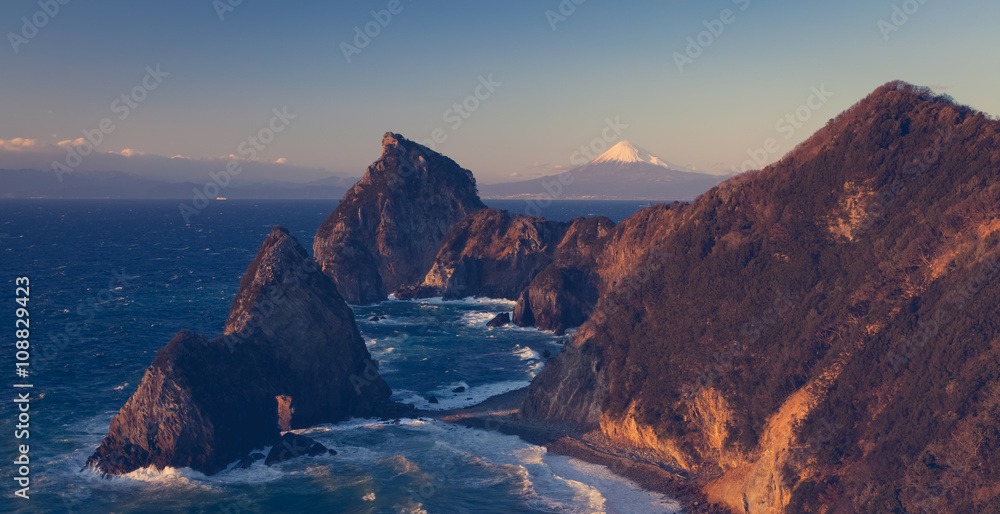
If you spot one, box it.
[58,414,678,512]
[301,417,432,434]
[393,422,682,514]
[119,465,211,486]
[393,380,530,411]
[365,338,397,355]
[385,295,517,309]
[460,311,506,326]
[292,419,437,467]
[359,314,437,327]
[513,345,541,361]
[543,456,684,514]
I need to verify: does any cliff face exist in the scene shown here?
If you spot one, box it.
[313,133,486,304]
[521,82,1000,512]
[513,207,682,334]
[512,216,615,334]
[88,227,402,475]
[397,208,569,300]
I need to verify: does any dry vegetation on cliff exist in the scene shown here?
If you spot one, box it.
[522,82,1000,512]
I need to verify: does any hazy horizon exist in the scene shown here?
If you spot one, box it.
[2,1,998,186]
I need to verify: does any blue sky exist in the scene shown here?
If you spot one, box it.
[1,0,998,183]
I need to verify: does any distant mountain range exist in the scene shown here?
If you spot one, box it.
[479,141,730,201]
[2,141,729,201]
[0,169,354,200]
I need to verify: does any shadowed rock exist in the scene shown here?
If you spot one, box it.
[486,312,511,327]
[396,208,569,300]
[511,215,618,334]
[86,227,408,476]
[264,433,334,466]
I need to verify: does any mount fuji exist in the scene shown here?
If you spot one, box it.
[480,141,728,201]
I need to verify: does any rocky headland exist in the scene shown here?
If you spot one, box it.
[519,82,1000,512]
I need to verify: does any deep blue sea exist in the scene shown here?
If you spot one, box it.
[0,199,679,513]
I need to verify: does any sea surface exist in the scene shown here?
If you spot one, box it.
[0,199,680,513]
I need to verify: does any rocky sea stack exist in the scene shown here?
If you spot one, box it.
[313,132,487,304]
[87,227,406,476]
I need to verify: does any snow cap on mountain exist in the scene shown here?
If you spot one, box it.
[589,141,692,171]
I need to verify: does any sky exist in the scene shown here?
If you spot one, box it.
[1,0,998,185]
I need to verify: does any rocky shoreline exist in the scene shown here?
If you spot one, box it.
[428,388,730,514]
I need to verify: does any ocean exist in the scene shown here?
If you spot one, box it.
[0,199,680,513]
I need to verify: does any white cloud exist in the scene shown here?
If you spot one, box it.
[57,138,85,147]
[0,138,43,152]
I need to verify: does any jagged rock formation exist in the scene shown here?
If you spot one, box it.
[310,132,666,339]
[87,227,405,476]
[512,216,615,334]
[521,82,1000,512]
[313,133,486,304]
[264,433,335,466]
[397,208,568,300]
[486,312,511,327]
[512,210,685,335]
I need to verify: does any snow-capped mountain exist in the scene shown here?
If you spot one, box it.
[480,140,726,201]
[589,141,693,172]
